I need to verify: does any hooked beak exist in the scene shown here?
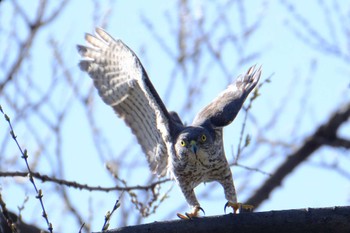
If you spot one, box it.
[190,140,197,154]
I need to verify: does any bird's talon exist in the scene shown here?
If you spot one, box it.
[185,213,193,219]
[198,206,205,216]
[224,202,254,214]
[242,204,254,212]
[177,206,204,219]
[177,213,190,219]
[176,212,197,220]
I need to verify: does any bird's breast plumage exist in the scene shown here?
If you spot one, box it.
[172,128,229,189]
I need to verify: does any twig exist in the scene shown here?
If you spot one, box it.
[0,171,171,192]
[235,74,270,161]
[101,198,121,232]
[0,105,53,233]
[233,162,271,176]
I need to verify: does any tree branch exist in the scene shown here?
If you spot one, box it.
[99,206,350,233]
[321,136,350,149]
[0,171,170,192]
[246,102,350,208]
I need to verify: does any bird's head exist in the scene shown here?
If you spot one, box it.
[175,126,213,160]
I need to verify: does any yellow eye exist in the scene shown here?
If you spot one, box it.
[201,134,207,142]
[180,140,186,147]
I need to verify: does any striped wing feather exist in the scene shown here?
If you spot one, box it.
[77,28,172,176]
[193,65,261,128]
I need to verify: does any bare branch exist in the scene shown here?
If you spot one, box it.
[246,102,350,208]
[320,136,350,149]
[0,0,68,92]
[0,171,171,192]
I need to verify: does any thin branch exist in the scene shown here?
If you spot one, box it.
[0,0,67,92]
[101,198,121,232]
[0,106,53,233]
[0,171,171,192]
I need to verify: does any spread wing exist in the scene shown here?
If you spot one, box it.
[193,65,261,128]
[77,28,173,176]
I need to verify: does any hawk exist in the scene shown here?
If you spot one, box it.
[77,28,261,219]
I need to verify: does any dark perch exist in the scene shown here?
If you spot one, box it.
[97,206,350,233]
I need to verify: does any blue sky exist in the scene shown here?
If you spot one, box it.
[0,0,349,232]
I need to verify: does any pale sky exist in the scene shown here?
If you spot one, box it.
[0,0,349,232]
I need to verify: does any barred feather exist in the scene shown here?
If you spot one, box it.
[77,28,173,176]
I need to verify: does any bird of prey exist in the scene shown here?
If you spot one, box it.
[77,28,261,219]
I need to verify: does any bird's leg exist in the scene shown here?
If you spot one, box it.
[177,186,205,219]
[220,171,254,214]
